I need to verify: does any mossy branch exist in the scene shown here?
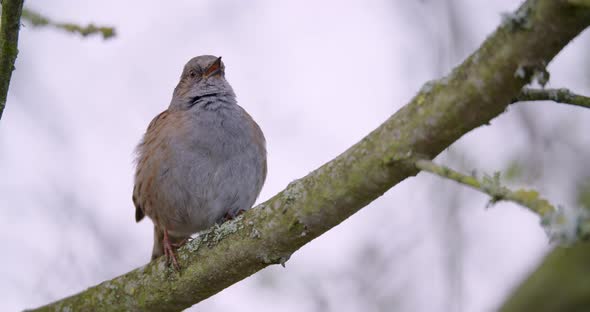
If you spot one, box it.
[513,88,590,109]
[415,159,555,215]
[21,8,115,39]
[500,241,590,312]
[569,0,590,8]
[28,0,590,311]
[0,0,24,121]
[415,159,589,242]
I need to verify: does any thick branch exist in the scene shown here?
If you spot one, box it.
[513,88,590,109]
[29,1,590,311]
[500,242,590,312]
[0,0,24,120]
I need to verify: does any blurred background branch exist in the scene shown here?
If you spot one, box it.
[21,8,115,39]
[0,0,24,120]
[500,242,590,311]
[569,0,590,7]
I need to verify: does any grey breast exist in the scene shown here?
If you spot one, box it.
[158,103,266,236]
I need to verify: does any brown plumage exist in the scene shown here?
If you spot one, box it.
[133,56,267,270]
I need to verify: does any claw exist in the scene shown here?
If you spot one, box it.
[171,237,191,249]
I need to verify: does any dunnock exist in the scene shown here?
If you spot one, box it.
[133,55,267,269]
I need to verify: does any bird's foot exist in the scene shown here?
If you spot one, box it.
[163,230,181,271]
[171,237,192,249]
[223,209,246,221]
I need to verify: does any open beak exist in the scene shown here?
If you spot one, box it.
[203,56,223,77]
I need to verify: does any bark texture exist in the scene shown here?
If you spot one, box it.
[0,0,24,120]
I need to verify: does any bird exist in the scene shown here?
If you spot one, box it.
[133,55,267,269]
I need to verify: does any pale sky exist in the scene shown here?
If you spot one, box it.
[2,1,589,311]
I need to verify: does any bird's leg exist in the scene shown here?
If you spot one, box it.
[162,229,181,270]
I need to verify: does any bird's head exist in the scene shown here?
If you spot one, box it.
[171,55,235,109]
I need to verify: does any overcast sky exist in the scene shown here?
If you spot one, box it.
[2,1,590,311]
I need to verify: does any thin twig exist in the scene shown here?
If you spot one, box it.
[21,8,115,39]
[513,88,590,109]
[415,159,555,216]
[415,159,590,243]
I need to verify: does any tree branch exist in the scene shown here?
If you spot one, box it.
[499,241,590,312]
[415,159,555,215]
[513,88,590,109]
[28,1,590,311]
[21,8,115,39]
[569,0,590,8]
[0,0,24,121]
[415,159,588,242]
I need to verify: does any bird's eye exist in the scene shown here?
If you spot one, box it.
[189,70,197,78]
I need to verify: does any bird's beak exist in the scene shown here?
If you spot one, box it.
[203,56,223,77]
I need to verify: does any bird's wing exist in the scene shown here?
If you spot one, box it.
[133,110,171,222]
